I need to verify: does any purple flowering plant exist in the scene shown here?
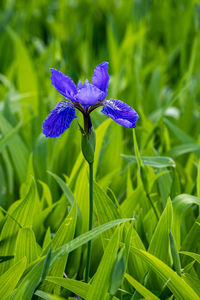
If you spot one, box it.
[42,62,138,282]
[42,62,138,138]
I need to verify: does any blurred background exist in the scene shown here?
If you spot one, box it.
[0,0,200,209]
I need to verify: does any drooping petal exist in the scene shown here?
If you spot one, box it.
[50,68,78,100]
[101,99,139,128]
[75,83,104,106]
[92,62,110,100]
[42,101,77,138]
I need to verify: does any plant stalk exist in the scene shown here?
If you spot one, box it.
[85,161,93,282]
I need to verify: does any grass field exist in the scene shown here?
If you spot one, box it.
[1,0,200,299]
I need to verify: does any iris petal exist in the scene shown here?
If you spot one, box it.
[75,83,104,106]
[92,62,110,100]
[50,68,78,100]
[78,79,89,89]
[42,101,77,138]
[101,99,139,128]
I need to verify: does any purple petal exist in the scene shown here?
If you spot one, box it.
[42,101,77,138]
[75,83,104,106]
[78,80,83,89]
[50,68,78,100]
[101,99,139,128]
[92,62,110,100]
[78,79,89,89]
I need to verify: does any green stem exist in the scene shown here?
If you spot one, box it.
[85,162,93,282]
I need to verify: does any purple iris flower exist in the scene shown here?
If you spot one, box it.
[43,62,139,138]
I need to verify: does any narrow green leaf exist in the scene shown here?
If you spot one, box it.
[0,113,28,182]
[47,171,74,206]
[11,246,52,300]
[94,181,121,246]
[46,277,88,298]
[121,154,176,168]
[128,228,148,282]
[42,203,77,293]
[125,273,160,300]
[180,251,200,264]
[133,248,200,300]
[45,277,119,300]
[167,143,200,158]
[164,118,195,144]
[51,218,133,266]
[172,194,200,249]
[147,198,173,290]
[14,227,39,265]
[0,257,26,300]
[169,231,181,276]
[0,179,37,274]
[148,198,173,264]
[35,290,66,300]
[86,228,120,300]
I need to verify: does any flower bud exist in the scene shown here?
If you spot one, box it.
[80,117,96,164]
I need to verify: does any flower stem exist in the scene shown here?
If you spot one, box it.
[85,161,93,283]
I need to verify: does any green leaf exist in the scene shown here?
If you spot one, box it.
[94,118,112,175]
[172,194,200,249]
[164,118,195,144]
[125,273,160,300]
[86,228,120,300]
[47,171,74,206]
[0,113,28,182]
[45,276,119,300]
[180,251,200,264]
[42,203,77,293]
[45,277,88,298]
[39,180,52,207]
[128,228,148,282]
[14,227,39,265]
[121,154,175,168]
[35,290,66,300]
[147,198,173,290]
[148,198,173,264]
[11,246,52,300]
[167,143,200,158]
[74,163,89,234]
[169,231,181,276]
[133,248,200,300]
[0,257,26,300]
[51,218,133,266]
[0,179,37,274]
[42,227,52,250]
[0,121,23,152]
[9,28,38,117]
[93,181,121,246]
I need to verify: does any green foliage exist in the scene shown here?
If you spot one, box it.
[0,0,200,299]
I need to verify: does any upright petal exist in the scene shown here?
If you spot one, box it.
[50,68,78,100]
[92,62,110,100]
[101,99,139,128]
[78,79,89,89]
[75,83,104,106]
[42,101,77,138]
